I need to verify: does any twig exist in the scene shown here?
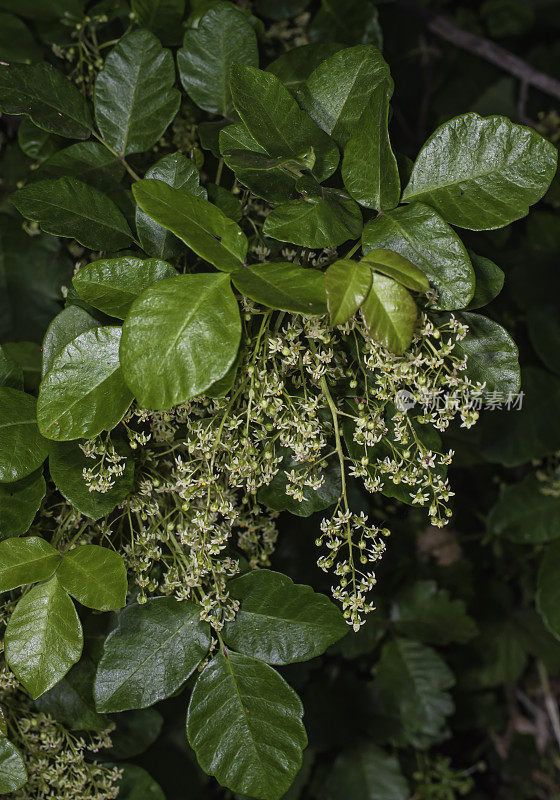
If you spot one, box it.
[537,661,560,751]
[394,0,560,104]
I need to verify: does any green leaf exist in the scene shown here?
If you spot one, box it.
[488,473,560,543]
[94,597,210,712]
[222,570,347,664]
[220,123,298,203]
[49,439,134,521]
[2,342,42,392]
[0,389,48,482]
[402,113,558,230]
[0,536,60,592]
[37,141,125,191]
[466,252,504,309]
[56,545,127,611]
[375,638,454,749]
[341,82,400,210]
[263,190,362,249]
[0,739,27,794]
[0,345,24,390]
[537,541,560,640]
[177,3,258,116]
[325,259,372,326]
[206,183,242,222]
[451,311,520,395]
[0,471,46,541]
[258,449,341,517]
[93,29,180,157]
[527,304,560,376]
[299,45,391,148]
[391,581,478,645]
[360,274,417,355]
[18,117,63,161]
[5,576,83,699]
[481,367,560,466]
[136,153,206,259]
[266,43,344,95]
[0,12,42,64]
[229,64,339,183]
[361,249,430,293]
[11,177,134,251]
[42,306,101,377]
[116,764,166,800]
[187,651,307,800]
[120,274,241,409]
[73,257,177,319]
[107,708,163,760]
[362,203,475,311]
[322,742,409,800]
[131,0,185,45]
[133,179,247,271]
[37,326,133,441]
[0,62,92,139]
[35,656,108,731]
[309,0,382,48]
[232,263,327,315]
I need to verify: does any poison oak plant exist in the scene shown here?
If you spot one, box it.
[0,1,559,799]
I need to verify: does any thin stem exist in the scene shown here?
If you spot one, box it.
[92,132,142,182]
[215,157,224,186]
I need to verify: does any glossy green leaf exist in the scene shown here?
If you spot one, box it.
[120,274,241,409]
[178,3,258,116]
[232,262,327,315]
[187,651,307,800]
[263,190,362,249]
[341,82,400,210]
[49,439,134,521]
[0,389,48,482]
[488,474,560,543]
[38,326,133,441]
[5,576,83,699]
[266,43,344,95]
[451,311,520,395]
[37,141,125,191]
[362,203,475,310]
[258,449,341,517]
[133,179,247,271]
[56,545,127,611]
[361,249,430,293]
[18,117,63,161]
[467,252,504,309]
[11,177,134,251]
[0,472,46,541]
[94,29,180,156]
[220,123,297,203]
[42,306,101,377]
[0,12,42,64]
[299,45,391,148]
[136,154,206,260]
[117,764,166,800]
[0,62,92,139]
[376,638,455,749]
[94,597,210,712]
[73,257,177,319]
[206,183,242,222]
[131,0,185,45]
[391,581,478,645]
[35,656,108,731]
[222,570,347,664]
[0,345,23,390]
[325,259,372,326]
[0,536,60,592]
[537,541,560,640]
[2,342,41,392]
[229,64,339,183]
[0,739,27,794]
[360,273,417,355]
[322,742,409,800]
[527,304,560,376]
[402,113,558,230]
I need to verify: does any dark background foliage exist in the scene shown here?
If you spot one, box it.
[1,1,560,799]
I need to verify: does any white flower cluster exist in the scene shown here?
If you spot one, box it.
[81,436,126,493]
